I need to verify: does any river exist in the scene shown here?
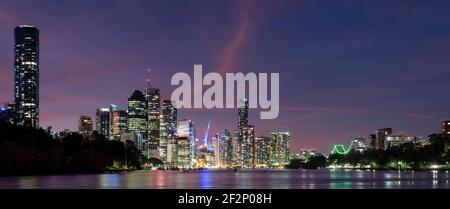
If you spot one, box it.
[0,169,449,189]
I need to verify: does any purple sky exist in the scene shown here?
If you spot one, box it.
[1,0,450,153]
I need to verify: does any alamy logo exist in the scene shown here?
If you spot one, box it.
[171,65,280,119]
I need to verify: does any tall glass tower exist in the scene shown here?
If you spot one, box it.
[146,87,161,159]
[14,25,39,127]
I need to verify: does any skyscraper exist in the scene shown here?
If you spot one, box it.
[161,100,177,164]
[14,25,39,128]
[78,115,93,138]
[237,98,248,166]
[96,107,110,138]
[177,119,196,168]
[270,131,291,167]
[219,129,233,167]
[242,125,255,167]
[127,90,147,153]
[146,87,160,159]
[109,105,127,140]
[255,136,270,167]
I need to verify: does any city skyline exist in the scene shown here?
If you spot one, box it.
[1,1,450,153]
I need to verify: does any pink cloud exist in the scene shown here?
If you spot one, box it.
[407,112,434,120]
[216,1,252,74]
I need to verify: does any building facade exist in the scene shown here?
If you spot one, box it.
[78,115,93,138]
[96,107,110,138]
[177,119,196,168]
[146,87,160,159]
[109,105,127,140]
[14,25,39,128]
[269,131,291,167]
[160,100,177,164]
[127,90,147,154]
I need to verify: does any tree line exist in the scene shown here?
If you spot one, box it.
[287,134,450,170]
[0,122,143,176]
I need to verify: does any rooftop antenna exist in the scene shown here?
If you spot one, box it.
[146,67,153,89]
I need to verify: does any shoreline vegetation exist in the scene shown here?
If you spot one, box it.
[2,122,450,176]
[0,122,143,176]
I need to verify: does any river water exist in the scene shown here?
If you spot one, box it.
[0,169,449,189]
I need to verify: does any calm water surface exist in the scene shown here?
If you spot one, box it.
[0,169,449,189]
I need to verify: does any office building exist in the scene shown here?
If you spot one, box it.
[270,131,291,166]
[219,129,233,167]
[177,119,196,168]
[375,128,392,150]
[78,115,93,138]
[127,90,147,153]
[255,136,271,167]
[14,25,39,127]
[161,100,177,164]
[350,137,368,153]
[146,87,160,159]
[109,104,127,140]
[96,107,110,138]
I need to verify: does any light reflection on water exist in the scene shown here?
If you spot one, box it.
[0,169,449,189]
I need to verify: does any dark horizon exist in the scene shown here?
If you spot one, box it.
[1,0,450,153]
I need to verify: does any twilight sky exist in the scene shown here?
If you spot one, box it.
[1,0,450,153]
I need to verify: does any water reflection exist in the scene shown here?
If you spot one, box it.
[0,170,449,189]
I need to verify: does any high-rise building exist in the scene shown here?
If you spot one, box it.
[237,98,248,166]
[96,107,110,138]
[375,128,392,150]
[219,129,233,167]
[177,119,196,167]
[270,131,291,167]
[255,136,270,167]
[14,25,39,128]
[109,105,127,140]
[232,131,242,167]
[146,87,160,159]
[442,121,450,135]
[78,115,93,138]
[242,125,255,167]
[127,90,147,153]
[160,100,177,164]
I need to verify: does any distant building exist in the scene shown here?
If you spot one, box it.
[237,98,248,166]
[375,128,392,150]
[160,100,177,164]
[255,136,271,167]
[218,129,233,167]
[109,105,127,140]
[232,131,242,167]
[269,131,291,166]
[291,149,317,160]
[96,107,110,138]
[442,121,450,135]
[350,137,367,153]
[78,115,93,138]
[127,90,147,154]
[14,25,39,128]
[146,87,160,159]
[177,119,196,168]
[242,125,255,167]
[385,134,415,148]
